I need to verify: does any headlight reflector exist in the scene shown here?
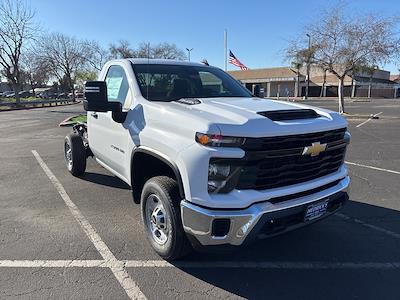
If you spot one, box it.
[208,159,242,193]
[209,163,231,178]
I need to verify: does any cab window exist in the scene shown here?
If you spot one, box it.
[105,65,129,104]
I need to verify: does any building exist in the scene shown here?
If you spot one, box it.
[228,66,400,98]
[228,67,304,98]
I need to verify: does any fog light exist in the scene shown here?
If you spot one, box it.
[212,219,231,237]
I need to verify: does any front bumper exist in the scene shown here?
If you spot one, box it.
[181,176,350,246]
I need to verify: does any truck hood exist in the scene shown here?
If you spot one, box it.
[163,97,347,137]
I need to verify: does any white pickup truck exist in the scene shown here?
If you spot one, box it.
[64,59,350,260]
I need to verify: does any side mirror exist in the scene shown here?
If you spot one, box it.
[84,81,127,123]
[84,81,109,112]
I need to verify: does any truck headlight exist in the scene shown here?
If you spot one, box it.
[208,159,242,193]
[196,132,245,147]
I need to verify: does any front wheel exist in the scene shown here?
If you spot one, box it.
[141,176,191,260]
[64,133,86,176]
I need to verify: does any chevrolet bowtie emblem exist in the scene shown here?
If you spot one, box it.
[302,142,327,156]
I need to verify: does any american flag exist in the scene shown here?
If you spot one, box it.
[229,50,249,70]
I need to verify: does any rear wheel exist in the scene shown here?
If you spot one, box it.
[141,176,191,260]
[64,133,86,176]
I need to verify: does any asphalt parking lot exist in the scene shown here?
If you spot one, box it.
[1,98,399,299]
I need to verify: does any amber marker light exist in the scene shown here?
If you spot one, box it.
[195,132,245,147]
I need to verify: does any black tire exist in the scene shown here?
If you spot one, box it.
[141,176,192,260]
[64,133,86,176]
[132,189,141,204]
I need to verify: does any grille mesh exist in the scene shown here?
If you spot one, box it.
[237,128,347,190]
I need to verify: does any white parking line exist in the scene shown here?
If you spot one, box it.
[31,150,146,300]
[345,161,400,175]
[336,213,400,239]
[1,259,400,269]
[123,260,400,269]
[355,112,383,128]
[0,260,107,268]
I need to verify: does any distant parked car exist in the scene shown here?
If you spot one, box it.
[5,92,15,98]
[19,91,34,98]
[57,93,66,99]
[2,91,13,96]
[39,91,57,99]
[75,92,84,99]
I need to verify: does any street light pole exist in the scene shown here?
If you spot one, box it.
[186,48,193,62]
[305,33,311,100]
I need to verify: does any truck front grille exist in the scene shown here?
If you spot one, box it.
[236,128,347,190]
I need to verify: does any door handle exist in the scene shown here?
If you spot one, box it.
[91,112,98,119]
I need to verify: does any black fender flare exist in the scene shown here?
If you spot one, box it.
[130,147,186,199]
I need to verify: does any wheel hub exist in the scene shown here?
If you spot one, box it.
[151,207,166,229]
[146,194,168,245]
[64,142,73,168]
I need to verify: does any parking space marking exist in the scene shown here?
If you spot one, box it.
[336,213,400,239]
[345,161,400,175]
[123,260,400,269]
[0,260,107,268]
[355,111,383,127]
[1,260,400,270]
[31,150,146,300]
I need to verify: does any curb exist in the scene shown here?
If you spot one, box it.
[343,113,380,120]
[59,116,76,127]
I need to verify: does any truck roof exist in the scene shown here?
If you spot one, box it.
[110,58,207,67]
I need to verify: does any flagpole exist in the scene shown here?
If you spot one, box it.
[224,29,227,71]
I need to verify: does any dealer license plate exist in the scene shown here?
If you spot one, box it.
[304,201,328,221]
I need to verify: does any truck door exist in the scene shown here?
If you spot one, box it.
[88,64,131,180]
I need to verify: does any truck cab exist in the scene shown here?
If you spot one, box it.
[64,59,350,260]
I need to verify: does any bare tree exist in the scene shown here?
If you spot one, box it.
[290,61,302,97]
[22,50,50,94]
[109,40,185,60]
[83,40,109,71]
[109,40,135,59]
[146,42,186,60]
[319,67,328,98]
[287,45,316,98]
[0,0,38,104]
[38,33,87,101]
[286,6,399,113]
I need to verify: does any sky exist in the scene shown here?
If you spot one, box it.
[33,0,400,73]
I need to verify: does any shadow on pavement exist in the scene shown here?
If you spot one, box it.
[80,172,131,190]
[173,200,400,299]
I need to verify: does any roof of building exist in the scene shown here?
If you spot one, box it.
[390,74,400,82]
[228,67,299,81]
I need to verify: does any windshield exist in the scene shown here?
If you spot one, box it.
[131,64,252,101]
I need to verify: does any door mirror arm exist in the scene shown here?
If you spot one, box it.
[112,110,127,123]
